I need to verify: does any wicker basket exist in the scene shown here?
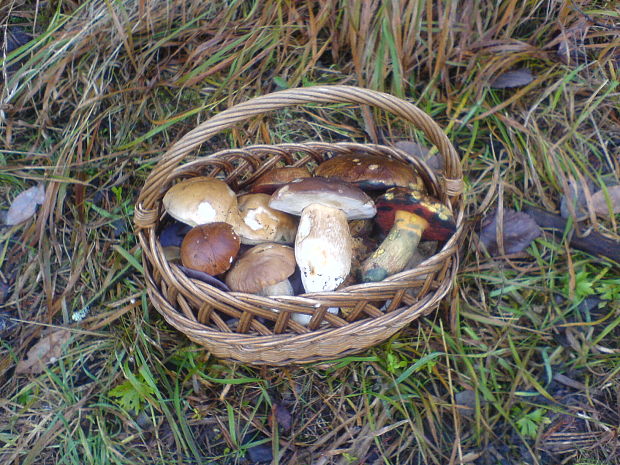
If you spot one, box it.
[134,85,464,365]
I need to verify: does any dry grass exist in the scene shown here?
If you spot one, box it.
[1,0,619,464]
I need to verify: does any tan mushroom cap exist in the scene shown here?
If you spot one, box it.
[225,243,296,294]
[269,177,376,220]
[237,193,298,244]
[163,177,240,227]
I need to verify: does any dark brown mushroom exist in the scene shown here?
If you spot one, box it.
[315,153,424,191]
[250,167,312,194]
[180,222,240,275]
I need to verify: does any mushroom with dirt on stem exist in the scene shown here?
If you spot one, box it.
[361,187,456,283]
[269,177,376,324]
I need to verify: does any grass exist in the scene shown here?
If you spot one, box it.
[1,0,619,464]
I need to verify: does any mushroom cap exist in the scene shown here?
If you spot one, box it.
[269,177,376,220]
[180,222,240,275]
[225,243,296,293]
[236,193,298,244]
[250,166,312,194]
[163,177,239,227]
[315,153,424,191]
[375,187,456,241]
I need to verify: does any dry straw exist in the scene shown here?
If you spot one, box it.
[134,85,465,365]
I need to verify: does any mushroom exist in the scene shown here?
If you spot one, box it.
[315,153,424,191]
[180,222,241,275]
[361,188,456,282]
[269,177,376,295]
[374,187,456,240]
[236,193,298,245]
[250,166,312,194]
[162,177,241,227]
[225,243,296,296]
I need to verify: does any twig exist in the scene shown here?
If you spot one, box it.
[523,206,620,265]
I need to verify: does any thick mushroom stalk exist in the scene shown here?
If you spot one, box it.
[360,210,426,282]
[295,204,352,293]
[361,188,455,283]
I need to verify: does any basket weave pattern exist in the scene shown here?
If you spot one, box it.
[134,86,464,365]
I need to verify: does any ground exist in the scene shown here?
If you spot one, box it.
[0,1,619,464]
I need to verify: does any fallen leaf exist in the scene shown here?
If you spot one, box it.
[272,402,292,432]
[560,178,595,220]
[3,25,32,75]
[394,140,429,160]
[490,69,534,89]
[556,19,589,66]
[0,278,9,304]
[479,208,541,256]
[159,221,191,247]
[15,329,71,374]
[590,185,620,216]
[246,442,273,463]
[394,140,443,171]
[5,184,46,225]
[455,390,478,417]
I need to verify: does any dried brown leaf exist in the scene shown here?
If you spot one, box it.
[455,389,477,417]
[394,140,429,160]
[5,184,46,225]
[15,329,71,374]
[560,178,595,220]
[273,402,292,432]
[490,69,534,89]
[480,208,541,256]
[591,185,620,216]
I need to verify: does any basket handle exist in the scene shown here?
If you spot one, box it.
[136,85,463,221]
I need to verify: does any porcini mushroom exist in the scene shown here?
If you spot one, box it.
[180,222,241,275]
[236,193,298,245]
[163,177,240,227]
[225,243,296,296]
[250,166,312,194]
[361,188,455,282]
[269,177,376,295]
[315,153,424,191]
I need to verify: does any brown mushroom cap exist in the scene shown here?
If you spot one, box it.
[375,187,456,241]
[180,222,240,275]
[225,243,296,294]
[163,177,240,227]
[269,177,376,220]
[315,153,424,191]
[250,166,312,194]
[236,193,298,244]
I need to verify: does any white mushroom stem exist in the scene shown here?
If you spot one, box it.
[257,280,293,297]
[258,279,295,317]
[291,203,350,326]
[294,203,352,294]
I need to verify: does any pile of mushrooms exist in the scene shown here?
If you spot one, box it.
[159,154,456,326]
